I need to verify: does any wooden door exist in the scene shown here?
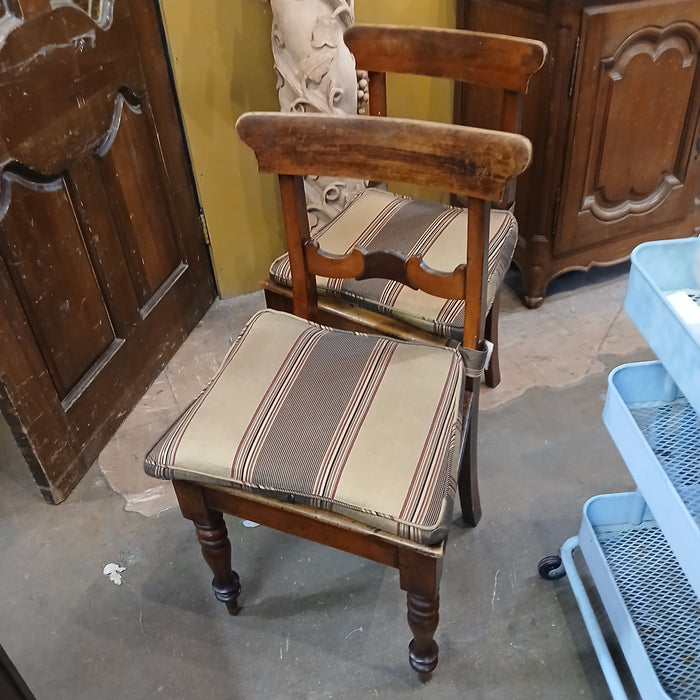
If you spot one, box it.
[0,0,216,503]
[556,0,700,255]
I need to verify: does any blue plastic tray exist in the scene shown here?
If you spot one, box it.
[577,492,700,700]
[603,361,700,600]
[625,238,700,414]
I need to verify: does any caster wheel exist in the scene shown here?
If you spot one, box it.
[538,555,566,580]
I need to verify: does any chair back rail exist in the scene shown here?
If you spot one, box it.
[236,113,531,202]
[344,25,547,94]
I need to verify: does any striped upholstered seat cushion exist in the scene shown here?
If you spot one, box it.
[145,310,465,545]
[269,188,517,340]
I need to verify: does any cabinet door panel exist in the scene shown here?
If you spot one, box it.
[556,1,700,255]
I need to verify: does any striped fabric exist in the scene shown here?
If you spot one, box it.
[145,309,465,545]
[269,188,518,340]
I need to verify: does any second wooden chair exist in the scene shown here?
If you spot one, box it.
[264,24,547,390]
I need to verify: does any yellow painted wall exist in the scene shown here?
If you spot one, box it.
[159,1,454,297]
[356,1,454,124]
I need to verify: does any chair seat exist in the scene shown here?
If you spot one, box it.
[269,188,518,341]
[145,309,465,545]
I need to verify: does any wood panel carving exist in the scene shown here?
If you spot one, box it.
[0,170,116,400]
[458,0,700,307]
[583,24,699,222]
[268,0,366,232]
[0,0,215,502]
[556,6,700,257]
[51,0,115,27]
[96,95,185,304]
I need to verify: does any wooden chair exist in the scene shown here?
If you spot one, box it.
[144,110,532,679]
[263,24,547,390]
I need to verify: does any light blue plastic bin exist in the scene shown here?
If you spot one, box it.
[602,361,700,601]
[625,238,700,414]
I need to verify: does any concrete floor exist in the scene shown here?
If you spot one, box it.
[0,264,655,699]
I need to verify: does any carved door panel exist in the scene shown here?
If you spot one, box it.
[556,0,700,255]
[0,0,215,503]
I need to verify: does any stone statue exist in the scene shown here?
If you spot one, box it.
[268,0,367,232]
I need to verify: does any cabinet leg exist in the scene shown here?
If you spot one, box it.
[515,260,548,308]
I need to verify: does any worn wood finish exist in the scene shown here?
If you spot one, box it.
[464,200,490,348]
[240,108,531,368]
[237,113,531,205]
[278,174,317,320]
[201,483,445,567]
[306,241,468,300]
[458,0,700,307]
[0,1,215,502]
[239,110,532,531]
[262,24,544,393]
[344,24,547,93]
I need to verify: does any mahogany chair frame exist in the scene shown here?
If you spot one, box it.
[169,110,532,681]
[263,24,547,389]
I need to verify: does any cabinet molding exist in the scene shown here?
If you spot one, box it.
[458,0,700,307]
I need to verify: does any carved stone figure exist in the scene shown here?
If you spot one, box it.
[268,0,366,232]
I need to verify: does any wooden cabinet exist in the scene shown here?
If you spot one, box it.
[457,0,700,307]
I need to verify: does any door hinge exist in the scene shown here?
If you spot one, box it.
[568,34,581,98]
[199,211,210,245]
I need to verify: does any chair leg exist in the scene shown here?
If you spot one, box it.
[173,480,242,615]
[458,378,482,527]
[399,549,442,681]
[193,511,242,615]
[484,290,501,388]
[407,592,440,681]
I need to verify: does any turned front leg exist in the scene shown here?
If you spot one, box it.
[194,512,242,615]
[173,480,241,615]
[407,592,439,681]
[399,548,443,681]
